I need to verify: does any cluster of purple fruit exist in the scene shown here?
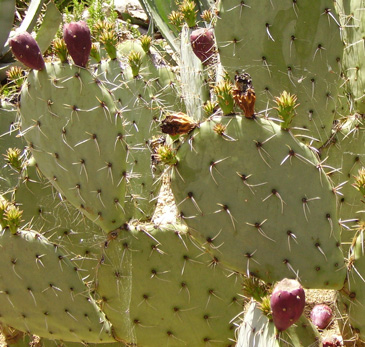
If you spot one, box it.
[270,278,342,345]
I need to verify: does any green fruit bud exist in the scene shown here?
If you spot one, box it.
[352,167,365,198]
[3,148,23,172]
[139,35,152,53]
[52,38,68,63]
[168,11,184,31]
[154,144,177,166]
[4,205,23,235]
[213,80,234,115]
[100,30,118,60]
[179,0,197,28]
[274,91,299,130]
[6,66,25,88]
[128,51,142,77]
[90,42,101,63]
[0,197,10,229]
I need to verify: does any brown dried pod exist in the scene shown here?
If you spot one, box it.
[161,113,198,136]
[232,73,256,118]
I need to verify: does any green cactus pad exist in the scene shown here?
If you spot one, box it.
[0,100,25,195]
[39,337,119,347]
[337,227,365,344]
[320,114,365,251]
[171,115,346,289]
[14,160,105,277]
[236,300,320,346]
[95,222,244,346]
[19,62,127,232]
[0,228,114,343]
[96,40,181,222]
[215,0,343,146]
[335,0,365,114]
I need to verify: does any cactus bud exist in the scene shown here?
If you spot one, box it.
[154,144,178,166]
[168,11,184,32]
[200,10,215,25]
[139,35,152,53]
[128,51,142,77]
[161,113,198,136]
[190,28,216,65]
[242,277,268,303]
[232,73,256,119]
[6,66,25,88]
[63,21,92,68]
[52,38,68,63]
[179,0,197,28]
[4,148,23,172]
[352,167,365,198]
[4,205,23,235]
[203,100,218,117]
[93,20,115,41]
[270,278,305,332]
[214,80,235,115]
[100,30,118,60]
[90,43,101,63]
[9,32,45,70]
[274,91,299,130]
[0,197,10,229]
[259,296,272,319]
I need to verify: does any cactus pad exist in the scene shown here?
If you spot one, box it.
[171,115,346,289]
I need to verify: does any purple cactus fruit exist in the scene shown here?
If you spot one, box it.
[270,278,305,331]
[63,21,91,67]
[322,335,342,346]
[310,304,333,329]
[9,32,45,70]
[190,28,215,65]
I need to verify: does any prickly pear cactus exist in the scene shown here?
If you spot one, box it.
[95,222,243,346]
[14,160,104,276]
[215,0,343,145]
[96,39,181,222]
[19,62,127,233]
[2,2,363,345]
[171,115,346,289]
[0,228,114,343]
[320,114,365,252]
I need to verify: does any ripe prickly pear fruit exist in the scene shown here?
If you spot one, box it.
[270,278,305,331]
[9,32,45,70]
[322,335,342,346]
[63,21,91,67]
[310,304,333,329]
[190,28,215,65]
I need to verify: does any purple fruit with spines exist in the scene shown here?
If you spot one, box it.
[9,32,45,70]
[63,21,91,67]
[190,28,215,65]
[310,304,333,329]
[270,278,305,331]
